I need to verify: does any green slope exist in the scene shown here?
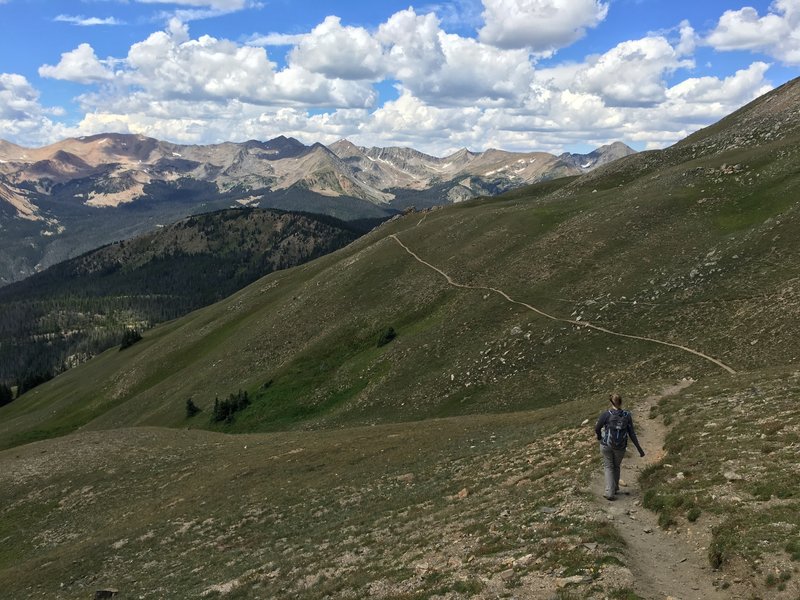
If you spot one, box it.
[3,80,800,450]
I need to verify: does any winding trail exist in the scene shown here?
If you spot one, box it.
[592,381,727,600]
[389,233,736,375]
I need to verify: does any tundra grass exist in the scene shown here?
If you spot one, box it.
[639,367,800,591]
[1,400,623,600]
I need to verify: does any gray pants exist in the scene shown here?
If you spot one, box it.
[600,444,626,498]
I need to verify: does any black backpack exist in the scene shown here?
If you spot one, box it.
[603,409,630,449]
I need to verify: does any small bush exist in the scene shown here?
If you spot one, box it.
[376,327,397,347]
[0,383,14,407]
[185,398,201,418]
[119,328,143,350]
[658,512,677,529]
[687,507,702,522]
[786,540,800,561]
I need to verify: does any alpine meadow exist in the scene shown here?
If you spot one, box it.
[1,67,800,599]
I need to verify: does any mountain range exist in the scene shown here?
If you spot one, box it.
[0,135,634,285]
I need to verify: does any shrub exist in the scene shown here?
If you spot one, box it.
[185,398,201,418]
[0,383,13,407]
[377,327,397,347]
[119,329,143,350]
[687,507,702,522]
[16,371,53,395]
[786,540,800,561]
[211,389,251,423]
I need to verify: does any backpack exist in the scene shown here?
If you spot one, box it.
[603,409,630,449]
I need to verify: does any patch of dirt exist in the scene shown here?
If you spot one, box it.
[592,380,728,600]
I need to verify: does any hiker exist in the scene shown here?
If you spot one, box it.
[595,393,645,501]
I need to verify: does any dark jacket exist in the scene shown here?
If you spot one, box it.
[595,409,645,455]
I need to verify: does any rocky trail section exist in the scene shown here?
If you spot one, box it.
[593,381,728,600]
[389,233,737,375]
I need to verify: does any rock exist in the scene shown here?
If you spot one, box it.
[396,473,415,484]
[455,488,469,500]
[510,326,522,335]
[94,591,118,600]
[723,471,743,481]
[643,527,653,533]
[583,543,598,551]
[515,554,535,567]
[581,418,589,426]
[557,575,588,587]
[499,568,515,581]
[414,562,430,574]
[538,506,557,514]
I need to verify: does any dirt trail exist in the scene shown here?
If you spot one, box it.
[389,233,736,597]
[389,234,736,374]
[593,380,727,600]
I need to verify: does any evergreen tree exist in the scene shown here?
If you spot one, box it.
[185,398,200,418]
[0,383,13,407]
[119,328,143,350]
[377,327,397,347]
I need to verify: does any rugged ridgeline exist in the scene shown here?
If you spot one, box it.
[0,207,364,394]
[0,135,633,285]
[1,79,799,599]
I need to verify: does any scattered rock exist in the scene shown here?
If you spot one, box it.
[538,506,558,514]
[515,554,535,567]
[396,473,415,484]
[583,542,598,551]
[581,418,589,426]
[454,488,469,500]
[499,568,515,581]
[557,575,588,587]
[723,471,743,481]
[94,590,118,599]
[643,527,653,533]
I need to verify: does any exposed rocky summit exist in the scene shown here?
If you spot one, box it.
[0,134,634,285]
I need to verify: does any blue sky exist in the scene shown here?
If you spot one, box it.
[1,0,798,155]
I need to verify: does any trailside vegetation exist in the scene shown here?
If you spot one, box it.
[211,390,251,423]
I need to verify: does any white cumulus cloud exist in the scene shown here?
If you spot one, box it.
[0,74,69,146]
[288,16,385,80]
[377,8,534,106]
[38,43,114,84]
[478,0,608,52]
[536,35,693,107]
[706,0,800,64]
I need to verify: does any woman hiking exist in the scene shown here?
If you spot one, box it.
[595,393,645,501]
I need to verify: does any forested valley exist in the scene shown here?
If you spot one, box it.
[0,208,371,398]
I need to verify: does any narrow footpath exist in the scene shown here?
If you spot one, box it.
[389,234,736,375]
[593,381,727,600]
[388,233,739,599]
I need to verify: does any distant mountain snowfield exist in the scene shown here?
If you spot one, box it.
[0,134,635,217]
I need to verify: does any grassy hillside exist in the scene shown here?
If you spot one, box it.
[1,78,800,599]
